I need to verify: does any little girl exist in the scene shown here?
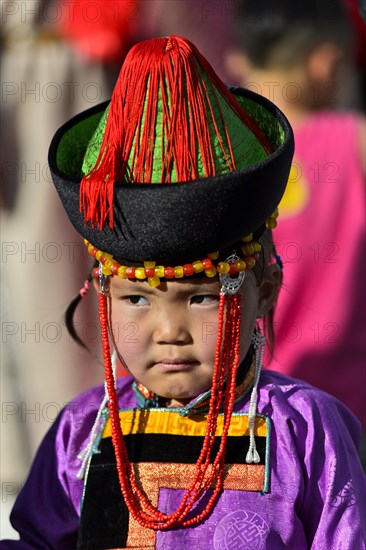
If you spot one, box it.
[3,36,365,549]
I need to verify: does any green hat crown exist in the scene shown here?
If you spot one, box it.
[80,36,273,229]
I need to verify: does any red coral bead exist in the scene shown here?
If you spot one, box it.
[126,266,136,278]
[229,263,238,274]
[202,258,213,270]
[111,263,119,276]
[164,267,175,279]
[183,264,194,276]
[145,268,155,277]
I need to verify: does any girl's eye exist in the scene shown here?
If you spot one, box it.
[124,295,149,306]
[190,295,219,305]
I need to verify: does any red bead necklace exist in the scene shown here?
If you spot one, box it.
[99,289,242,529]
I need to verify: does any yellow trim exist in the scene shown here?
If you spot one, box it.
[103,409,267,438]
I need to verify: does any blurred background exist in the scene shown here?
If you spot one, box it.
[1,0,365,539]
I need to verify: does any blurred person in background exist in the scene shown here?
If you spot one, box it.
[0,0,141,537]
[139,0,237,80]
[1,0,242,537]
[226,0,366,433]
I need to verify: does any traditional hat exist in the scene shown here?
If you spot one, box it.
[49,36,294,530]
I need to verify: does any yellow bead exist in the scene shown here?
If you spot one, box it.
[84,239,89,246]
[205,266,217,278]
[104,259,113,269]
[148,276,160,288]
[193,261,204,273]
[236,260,246,272]
[266,219,277,229]
[135,267,146,279]
[246,257,256,269]
[155,265,164,278]
[174,266,184,278]
[96,250,103,261]
[117,266,128,278]
[101,265,112,276]
[217,262,230,274]
[253,242,262,252]
[208,251,219,260]
[144,261,156,268]
[241,234,253,243]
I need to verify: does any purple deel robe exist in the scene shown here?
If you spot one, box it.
[2,370,365,549]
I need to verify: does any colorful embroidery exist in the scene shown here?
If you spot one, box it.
[103,409,267,438]
[79,410,270,548]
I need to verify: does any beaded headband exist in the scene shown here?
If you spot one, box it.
[85,209,278,286]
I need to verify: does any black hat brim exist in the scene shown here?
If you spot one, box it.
[48,87,294,263]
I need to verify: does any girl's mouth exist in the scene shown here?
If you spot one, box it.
[154,358,199,371]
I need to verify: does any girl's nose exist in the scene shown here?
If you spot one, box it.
[153,307,192,345]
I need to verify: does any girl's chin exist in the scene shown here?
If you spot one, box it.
[140,373,213,404]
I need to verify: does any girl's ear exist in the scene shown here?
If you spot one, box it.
[256,263,282,318]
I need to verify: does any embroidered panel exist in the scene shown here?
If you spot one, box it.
[77,410,270,549]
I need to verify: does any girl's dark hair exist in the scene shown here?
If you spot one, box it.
[65,260,98,349]
[233,0,350,68]
[254,229,281,357]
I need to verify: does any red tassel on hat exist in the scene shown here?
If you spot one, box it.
[80,36,273,229]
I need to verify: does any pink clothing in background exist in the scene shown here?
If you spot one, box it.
[270,112,366,425]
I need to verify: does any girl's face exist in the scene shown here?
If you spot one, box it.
[109,274,260,407]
